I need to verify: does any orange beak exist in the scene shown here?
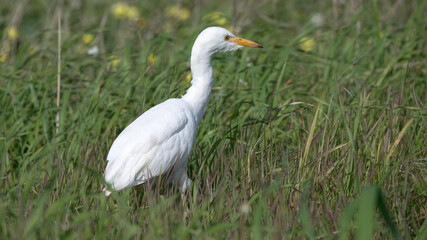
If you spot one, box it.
[228,36,263,48]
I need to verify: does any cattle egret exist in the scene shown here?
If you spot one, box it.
[103,27,262,196]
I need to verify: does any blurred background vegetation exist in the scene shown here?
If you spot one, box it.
[0,0,426,239]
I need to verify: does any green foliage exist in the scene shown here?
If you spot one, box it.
[1,0,426,239]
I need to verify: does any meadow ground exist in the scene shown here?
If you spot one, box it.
[0,0,426,239]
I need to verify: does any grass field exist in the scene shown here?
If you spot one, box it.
[1,0,426,239]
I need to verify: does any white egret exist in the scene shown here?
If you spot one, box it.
[103,27,262,196]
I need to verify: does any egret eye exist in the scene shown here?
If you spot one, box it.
[224,35,230,41]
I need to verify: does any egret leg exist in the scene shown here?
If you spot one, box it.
[178,174,192,221]
[180,191,190,221]
[103,187,112,197]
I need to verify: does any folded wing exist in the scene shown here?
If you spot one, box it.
[104,99,195,191]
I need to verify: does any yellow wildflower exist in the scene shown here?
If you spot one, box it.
[204,12,227,26]
[82,34,95,44]
[184,72,192,84]
[126,6,140,21]
[214,17,227,25]
[111,59,120,68]
[109,55,121,68]
[166,6,190,21]
[148,53,157,66]
[111,2,128,19]
[299,37,315,52]
[111,2,141,21]
[6,27,19,40]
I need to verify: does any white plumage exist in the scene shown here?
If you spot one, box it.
[103,27,262,196]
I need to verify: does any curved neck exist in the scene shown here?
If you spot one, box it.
[182,45,214,125]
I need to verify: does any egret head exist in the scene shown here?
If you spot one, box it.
[194,27,263,55]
